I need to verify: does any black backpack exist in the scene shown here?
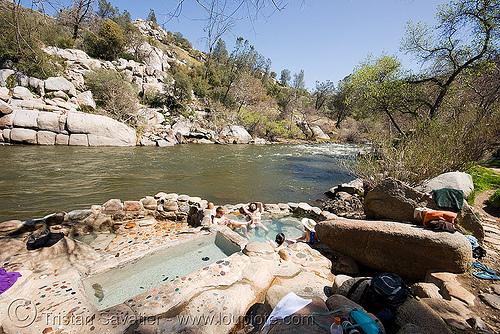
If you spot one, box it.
[347,273,409,322]
[26,229,64,250]
[370,273,409,308]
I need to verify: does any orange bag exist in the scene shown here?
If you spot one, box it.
[423,210,457,227]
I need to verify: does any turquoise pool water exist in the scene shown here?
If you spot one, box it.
[227,214,305,243]
[83,232,239,310]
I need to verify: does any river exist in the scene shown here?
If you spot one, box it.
[0,143,363,222]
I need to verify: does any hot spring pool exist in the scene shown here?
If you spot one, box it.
[83,232,240,310]
[226,214,305,243]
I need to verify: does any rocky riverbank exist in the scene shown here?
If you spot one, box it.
[0,171,499,333]
[0,19,334,148]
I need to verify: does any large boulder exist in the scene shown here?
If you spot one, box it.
[13,109,39,128]
[456,201,484,242]
[12,86,34,100]
[395,298,454,334]
[416,172,474,199]
[316,219,472,281]
[171,120,192,136]
[0,69,15,86]
[135,42,170,72]
[66,112,136,146]
[10,127,37,144]
[311,125,330,140]
[0,99,13,115]
[364,178,437,222]
[220,125,252,144]
[37,111,67,133]
[44,77,77,97]
[0,86,10,101]
[75,91,96,109]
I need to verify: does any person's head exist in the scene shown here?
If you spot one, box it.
[275,233,285,246]
[301,218,316,233]
[208,202,215,210]
[215,206,225,217]
[248,202,258,212]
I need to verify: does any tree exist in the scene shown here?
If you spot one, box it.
[232,72,267,112]
[313,80,335,111]
[60,0,95,40]
[293,70,305,90]
[97,0,118,19]
[403,0,500,119]
[212,38,228,63]
[147,9,157,24]
[84,18,124,60]
[329,77,352,128]
[345,55,411,136]
[280,69,291,86]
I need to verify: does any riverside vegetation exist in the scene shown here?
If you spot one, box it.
[0,1,500,333]
[0,0,499,184]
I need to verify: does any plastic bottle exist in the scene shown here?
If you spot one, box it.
[341,318,361,334]
[330,317,343,334]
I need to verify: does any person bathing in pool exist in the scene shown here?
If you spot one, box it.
[267,233,289,252]
[287,218,318,244]
[213,206,250,236]
[242,202,269,233]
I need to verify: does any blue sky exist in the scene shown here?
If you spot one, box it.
[42,0,451,89]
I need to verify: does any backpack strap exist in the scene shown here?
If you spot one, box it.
[346,278,371,301]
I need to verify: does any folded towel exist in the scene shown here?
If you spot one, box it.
[262,292,312,329]
[433,188,464,210]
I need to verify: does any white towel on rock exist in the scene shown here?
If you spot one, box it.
[262,291,312,329]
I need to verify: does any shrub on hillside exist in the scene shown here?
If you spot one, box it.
[83,19,124,60]
[85,68,138,124]
[0,3,62,78]
[351,109,500,186]
[489,189,500,209]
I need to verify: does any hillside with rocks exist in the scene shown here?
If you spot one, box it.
[0,12,333,147]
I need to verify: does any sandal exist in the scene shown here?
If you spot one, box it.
[473,271,500,280]
[472,261,497,275]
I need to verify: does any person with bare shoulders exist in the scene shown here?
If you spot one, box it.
[267,233,292,262]
[287,218,318,244]
[213,206,249,236]
[242,202,269,233]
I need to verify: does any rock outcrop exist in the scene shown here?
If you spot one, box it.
[1,109,136,146]
[364,178,437,222]
[416,171,474,199]
[316,219,473,281]
[364,177,484,241]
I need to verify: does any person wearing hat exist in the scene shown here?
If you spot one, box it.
[288,218,318,244]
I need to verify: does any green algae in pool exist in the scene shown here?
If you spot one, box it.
[227,214,305,242]
[83,232,239,310]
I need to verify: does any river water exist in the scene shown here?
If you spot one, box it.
[0,143,362,222]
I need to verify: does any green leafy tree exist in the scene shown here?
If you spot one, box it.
[345,55,412,136]
[171,70,193,109]
[313,80,335,111]
[97,0,118,18]
[84,18,124,60]
[280,69,291,86]
[0,1,61,78]
[403,0,500,119]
